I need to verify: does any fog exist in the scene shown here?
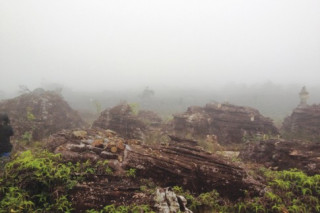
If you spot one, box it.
[1,0,320,92]
[1,1,320,120]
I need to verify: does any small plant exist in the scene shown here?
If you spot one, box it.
[128,103,139,115]
[126,168,136,178]
[21,131,33,143]
[0,186,34,211]
[94,160,113,176]
[26,107,36,121]
[92,100,102,114]
[105,166,113,175]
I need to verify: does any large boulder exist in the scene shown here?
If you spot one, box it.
[240,139,320,175]
[92,104,163,140]
[281,104,320,142]
[0,89,86,141]
[172,103,278,144]
[137,110,162,128]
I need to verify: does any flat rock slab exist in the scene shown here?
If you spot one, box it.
[47,129,263,204]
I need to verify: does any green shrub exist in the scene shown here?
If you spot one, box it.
[0,150,76,212]
[235,168,320,213]
[172,168,320,213]
[126,168,136,178]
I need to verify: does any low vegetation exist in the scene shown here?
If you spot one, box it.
[173,168,320,213]
[0,150,319,212]
[0,150,112,212]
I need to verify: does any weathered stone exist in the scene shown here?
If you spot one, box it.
[56,150,100,162]
[72,130,87,139]
[47,129,263,200]
[92,104,164,142]
[116,140,125,150]
[0,89,86,141]
[123,136,263,198]
[110,146,118,153]
[172,103,278,144]
[92,104,146,140]
[107,141,116,148]
[67,143,86,152]
[239,139,320,175]
[127,139,141,145]
[100,151,118,159]
[154,187,192,213]
[105,129,117,138]
[92,139,104,148]
[138,110,163,128]
[87,145,103,155]
[281,104,320,142]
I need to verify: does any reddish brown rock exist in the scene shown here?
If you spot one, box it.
[92,139,104,148]
[46,129,263,207]
[123,136,263,199]
[92,104,146,140]
[137,110,162,128]
[172,103,278,144]
[281,104,320,142]
[0,89,86,141]
[239,139,320,175]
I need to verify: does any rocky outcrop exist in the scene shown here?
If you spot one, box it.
[172,103,278,144]
[92,104,147,140]
[137,110,162,128]
[0,89,86,141]
[92,104,164,141]
[239,139,320,175]
[281,104,320,142]
[46,128,263,211]
[123,135,263,198]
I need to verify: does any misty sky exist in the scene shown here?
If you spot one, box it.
[1,0,319,92]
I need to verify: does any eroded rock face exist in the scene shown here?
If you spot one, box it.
[46,129,133,165]
[46,128,263,210]
[239,139,320,175]
[92,104,163,141]
[281,105,320,142]
[172,103,278,144]
[0,89,86,140]
[154,187,192,213]
[92,104,146,140]
[137,110,162,128]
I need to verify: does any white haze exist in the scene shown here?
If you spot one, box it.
[0,0,320,92]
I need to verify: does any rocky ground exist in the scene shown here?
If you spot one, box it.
[92,104,163,141]
[240,139,320,175]
[45,129,263,211]
[1,91,320,212]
